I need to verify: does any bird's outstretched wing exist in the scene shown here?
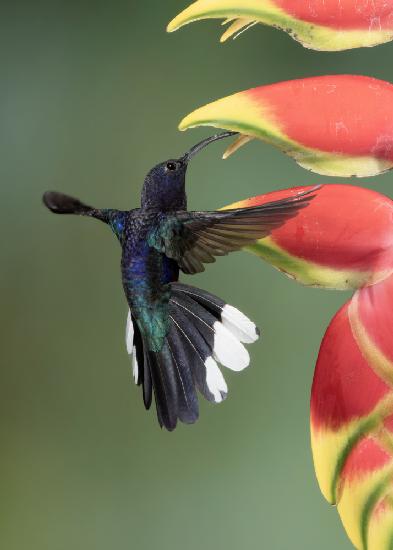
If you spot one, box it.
[148,186,321,274]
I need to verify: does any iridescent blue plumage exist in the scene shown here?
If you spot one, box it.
[108,212,127,244]
[121,211,179,352]
[43,132,319,430]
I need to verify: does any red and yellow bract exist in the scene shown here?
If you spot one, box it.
[225,184,393,288]
[180,75,393,178]
[312,274,393,550]
[168,0,393,51]
[222,184,393,549]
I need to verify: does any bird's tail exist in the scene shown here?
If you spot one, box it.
[126,282,259,431]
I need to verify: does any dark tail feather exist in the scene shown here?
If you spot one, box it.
[147,349,178,431]
[167,324,199,424]
[125,283,260,430]
[169,306,221,403]
[126,312,198,431]
[142,349,153,410]
[148,339,199,431]
[172,283,260,344]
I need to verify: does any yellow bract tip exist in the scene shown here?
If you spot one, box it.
[167,1,218,33]
[166,17,181,33]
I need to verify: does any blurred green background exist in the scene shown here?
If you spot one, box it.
[1,1,393,549]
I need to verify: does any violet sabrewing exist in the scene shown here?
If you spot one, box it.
[43,132,319,431]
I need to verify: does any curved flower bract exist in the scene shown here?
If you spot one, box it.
[180,75,393,177]
[221,183,393,548]
[311,273,393,550]
[222,184,393,289]
[168,0,393,51]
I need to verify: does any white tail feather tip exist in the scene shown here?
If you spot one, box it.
[213,321,250,372]
[126,310,134,354]
[205,357,228,403]
[221,305,259,344]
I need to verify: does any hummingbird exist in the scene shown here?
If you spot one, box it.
[43,132,319,431]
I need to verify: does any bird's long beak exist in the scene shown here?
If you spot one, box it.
[182,131,238,162]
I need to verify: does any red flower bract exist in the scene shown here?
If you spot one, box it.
[311,273,393,550]
[277,0,393,30]
[181,75,393,177]
[221,183,393,549]
[223,184,393,289]
[168,0,393,51]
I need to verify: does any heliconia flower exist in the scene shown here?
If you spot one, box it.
[222,184,393,289]
[311,272,393,550]
[167,0,393,51]
[180,75,393,177]
[222,183,393,548]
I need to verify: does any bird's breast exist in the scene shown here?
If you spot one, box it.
[121,238,179,311]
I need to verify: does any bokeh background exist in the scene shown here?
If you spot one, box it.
[1,1,393,549]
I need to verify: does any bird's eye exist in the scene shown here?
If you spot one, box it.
[166,162,177,172]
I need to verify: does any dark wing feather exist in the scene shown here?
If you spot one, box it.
[151,186,320,274]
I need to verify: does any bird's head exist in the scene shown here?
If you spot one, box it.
[141,131,237,210]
